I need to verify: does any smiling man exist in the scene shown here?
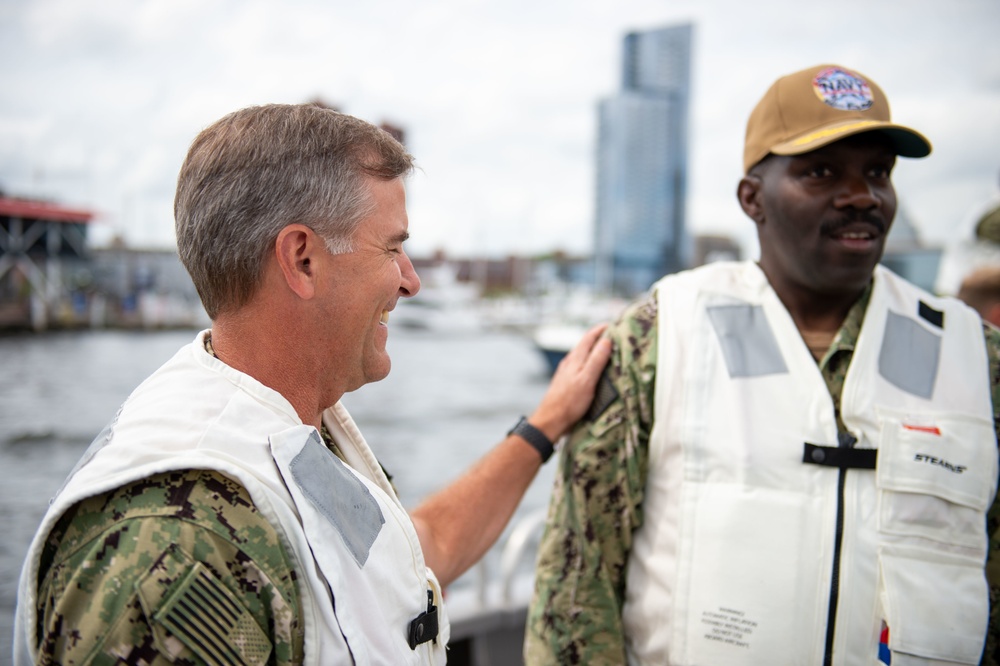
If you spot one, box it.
[13,104,611,665]
[527,64,1000,665]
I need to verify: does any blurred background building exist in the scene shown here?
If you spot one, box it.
[5,21,985,335]
[0,196,94,330]
[593,23,693,297]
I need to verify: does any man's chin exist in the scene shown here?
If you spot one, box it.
[364,356,392,385]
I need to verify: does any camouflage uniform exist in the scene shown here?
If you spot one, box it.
[26,332,389,665]
[526,282,1000,665]
[34,469,305,665]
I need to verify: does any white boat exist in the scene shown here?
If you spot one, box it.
[532,323,591,373]
[531,290,626,372]
[445,509,548,664]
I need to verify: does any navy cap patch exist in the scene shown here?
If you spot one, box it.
[813,67,874,111]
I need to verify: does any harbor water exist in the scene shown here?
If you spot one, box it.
[0,325,559,660]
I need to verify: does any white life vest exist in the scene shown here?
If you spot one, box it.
[623,262,996,665]
[14,330,449,666]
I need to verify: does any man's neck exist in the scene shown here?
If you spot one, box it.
[761,272,868,337]
[787,295,858,337]
[210,315,334,430]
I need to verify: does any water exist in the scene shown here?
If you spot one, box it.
[0,325,558,659]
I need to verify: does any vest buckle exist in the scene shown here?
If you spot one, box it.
[407,589,439,649]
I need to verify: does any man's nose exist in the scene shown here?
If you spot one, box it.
[399,252,421,297]
[835,174,881,211]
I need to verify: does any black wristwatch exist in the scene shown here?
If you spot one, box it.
[508,416,555,463]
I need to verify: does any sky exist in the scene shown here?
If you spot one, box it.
[1,0,998,260]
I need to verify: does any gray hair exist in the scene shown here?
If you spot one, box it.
[174,103,414,319]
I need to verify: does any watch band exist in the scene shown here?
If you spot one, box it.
[508,416,555,463]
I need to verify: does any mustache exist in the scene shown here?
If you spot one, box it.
[819,211,887,236]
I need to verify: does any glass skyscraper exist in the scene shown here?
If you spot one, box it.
[594,24,693,296]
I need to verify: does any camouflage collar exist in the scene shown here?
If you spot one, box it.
[819,281,872,369]
[203,331,216,358]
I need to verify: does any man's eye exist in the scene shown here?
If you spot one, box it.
[807,166,833,178]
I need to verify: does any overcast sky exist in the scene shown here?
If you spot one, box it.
[1,0,998,260]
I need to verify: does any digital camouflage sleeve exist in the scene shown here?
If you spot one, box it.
[35,469,305,666]
[525,291,657,664]
[525,286,1000,666]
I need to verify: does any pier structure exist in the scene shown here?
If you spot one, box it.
[0,197,92,330]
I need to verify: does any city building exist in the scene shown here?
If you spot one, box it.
[593,23,693,296]
[0,195,208,331]
[0,196,93,330]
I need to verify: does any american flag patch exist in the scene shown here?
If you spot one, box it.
[879,621,891,664]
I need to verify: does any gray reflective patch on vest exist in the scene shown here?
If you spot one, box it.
[707,304,788,378]
[878,310,941,399]
[289,430,384,567]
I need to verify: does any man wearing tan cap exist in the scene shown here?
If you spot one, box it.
[526,64,1000,665]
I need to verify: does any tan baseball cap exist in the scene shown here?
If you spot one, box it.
[743,64,931,173]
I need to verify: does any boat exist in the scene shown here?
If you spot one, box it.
[530,289,627,373]
[444,509,547,664]
[532,323,591,373]
[392,263,483,333]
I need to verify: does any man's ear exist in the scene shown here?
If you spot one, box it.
[737,174,765,226]
[275,224,321,300]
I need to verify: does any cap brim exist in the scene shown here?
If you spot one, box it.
[770,119,932,158]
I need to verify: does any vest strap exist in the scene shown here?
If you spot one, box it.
[802,443,877,469]
[407,589,439,649]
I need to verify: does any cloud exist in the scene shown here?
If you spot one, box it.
[1,0,998,257]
